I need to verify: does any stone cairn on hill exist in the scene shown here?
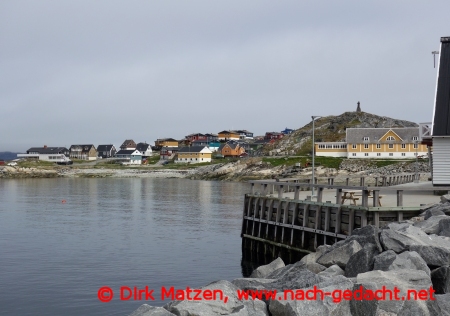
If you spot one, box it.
[129,198,450,316]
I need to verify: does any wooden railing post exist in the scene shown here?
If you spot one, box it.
[294,185,300,200]
[373,189,380,207]
[362,189,369,207]
[336,188,343,204]
[397,190,403,207]
[317,186,324,202]
[278,185,284,199]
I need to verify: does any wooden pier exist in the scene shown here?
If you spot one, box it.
[241,176,426,262]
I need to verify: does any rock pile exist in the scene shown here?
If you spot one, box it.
[129,201,450,315]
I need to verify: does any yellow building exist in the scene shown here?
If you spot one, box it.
[176,146,213,163]
[155,138,179,148]
[315,128,428,159]
[218,130,240,141]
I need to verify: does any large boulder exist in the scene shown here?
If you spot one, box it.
[380,225,441,253]
[356,269,437,315]
[164,280,268,316]
[317,264,345,278]
[265,261,324,292]
[250,257,285,278]
[431,266,450,294]
[373,250,430,276]
[316,239,362,269]
[410,245,450,267]
[269,276,354,316]
[439,218,450,237]
[129,304,175,316]
[348,225,383,252]
[345,243,379,278]
[436,294,450,316]
[300,245,330,265]
[414,215,450,235]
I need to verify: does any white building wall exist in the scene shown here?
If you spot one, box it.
[316,152,347,157]
[347,151,427,159]
[175,157,212,164]
[432,137,450,185]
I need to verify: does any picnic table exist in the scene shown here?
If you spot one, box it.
[341,190,383,206]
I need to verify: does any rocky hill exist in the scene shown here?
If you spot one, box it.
[265,111,418,156]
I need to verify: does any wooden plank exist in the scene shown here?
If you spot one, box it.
[336,188,343,205]
[314,205,322,250]
[324,206,330,245]
[374,211,380,228]
[301,204,310,249]
[348,209,355,235]
[290,203,300,246]
[257,198,266,237]
[281,201,290,243]
[274,200,283,240]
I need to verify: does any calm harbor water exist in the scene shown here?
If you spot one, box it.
[0,178,251,316]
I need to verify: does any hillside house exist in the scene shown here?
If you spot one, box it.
[176,146,213,164]
[135,142,153,157]
[97,144,117,159]
[160,147,179,160]
[17,146,70,163]
[264,132,284,140]
[120,139,137,150]
[69,144,97,160]
[218,141,246,157]
[115,149,142,164]
[314,127,427,158]
[155,138,178,148]
[218,130,240,141]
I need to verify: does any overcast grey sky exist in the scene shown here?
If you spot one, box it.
[1,1,448,151]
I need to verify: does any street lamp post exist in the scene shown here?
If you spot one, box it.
[415,140,419,183]
[311,116,321,197]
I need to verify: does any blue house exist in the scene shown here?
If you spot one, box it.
[281,127,295,135]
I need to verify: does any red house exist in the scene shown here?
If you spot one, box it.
[264,132,284,140]
[185,133,207,142]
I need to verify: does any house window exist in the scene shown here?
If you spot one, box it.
[412,136,418,141]
[413,144,418,149]
[401,144,406,149]
[363,137,369,141]
[376,144,381,149]
[364,144,369,149]
[377,153,381,156]
[401,153,406,156]
[387,136,395,141]
[389,153,393,156]
[352,144,357,149]
[364,153,369,156]
[352,153,356,156]
[388,144,394,149]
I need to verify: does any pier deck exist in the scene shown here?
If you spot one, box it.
[241,176,447,262]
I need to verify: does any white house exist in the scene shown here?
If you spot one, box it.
[175,146,213,164]
[115,149,143,164]
[17,146,71,163]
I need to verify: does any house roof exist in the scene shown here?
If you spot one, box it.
[266,132,283,135]
[178,146,211,153]
[186,133,205,137]
[116,150,136,155]
[156,138,178,142]
[136,142,151,151]
[218,130,239,134]
[121,139,136,147]
[97,145,115,151]
[346,128,419,144]
[69,144,96,151]
[433,37,450,136]
[27,147,68,154]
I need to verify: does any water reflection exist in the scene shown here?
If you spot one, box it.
[0,178,252,316]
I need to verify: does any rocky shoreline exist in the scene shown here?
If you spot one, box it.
[128,199,450,316]
[0,159,431,182]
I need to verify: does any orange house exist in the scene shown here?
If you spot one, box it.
[218,141,245,157]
